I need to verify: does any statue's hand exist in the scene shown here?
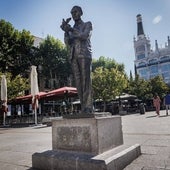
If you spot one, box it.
[65,18,71,23]
[61,24,71,32]
[60,18,72,32]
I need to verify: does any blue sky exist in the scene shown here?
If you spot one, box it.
[0,0,170,75]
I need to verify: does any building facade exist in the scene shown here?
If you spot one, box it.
[134,14,170,84]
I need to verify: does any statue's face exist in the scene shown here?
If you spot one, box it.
[71,7,81,21]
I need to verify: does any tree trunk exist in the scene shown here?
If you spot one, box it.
[103,101,106,112]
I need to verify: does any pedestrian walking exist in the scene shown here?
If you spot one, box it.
[153,93,161,116]
[164,92,170,116]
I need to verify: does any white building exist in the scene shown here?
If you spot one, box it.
[33,36,44,47]
[134,14,170,84]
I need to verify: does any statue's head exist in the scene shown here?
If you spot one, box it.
[71,6,83,21]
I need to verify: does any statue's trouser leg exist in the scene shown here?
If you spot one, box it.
[77,58,93,113]
[71,58,83,111]
[72,57,93,113]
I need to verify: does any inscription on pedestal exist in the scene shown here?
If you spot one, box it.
[56,126,92,152]
[52,116,123,154]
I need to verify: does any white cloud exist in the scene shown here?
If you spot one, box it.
[152,15,162,24]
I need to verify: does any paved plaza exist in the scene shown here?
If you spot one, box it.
[0,110,170,170]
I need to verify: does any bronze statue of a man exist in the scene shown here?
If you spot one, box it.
[60,6,93,114]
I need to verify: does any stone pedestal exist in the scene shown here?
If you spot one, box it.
[32,115,141,170]
[52,116,123,154]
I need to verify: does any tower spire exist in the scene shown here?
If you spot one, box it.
[155,40,159,52]
[136,14,145,37]
[168,36,170,47]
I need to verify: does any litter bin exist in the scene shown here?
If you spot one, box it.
[139,103,145,114]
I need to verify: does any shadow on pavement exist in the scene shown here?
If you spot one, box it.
[33,125,50,129]
[146,114,169,118]
[159,115,169,118]
[146,115,158,118]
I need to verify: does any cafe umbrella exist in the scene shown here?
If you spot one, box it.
[1,75,7,126]
[30,66,39,125]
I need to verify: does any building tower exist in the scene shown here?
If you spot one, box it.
[134,14,170,84]
[134,14,151,79]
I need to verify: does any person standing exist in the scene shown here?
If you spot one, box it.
[153,93,161,116]
[60,6,93,114]
[164,92,170,116]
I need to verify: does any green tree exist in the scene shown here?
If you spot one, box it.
[128,74,151,101]
[0,19,16,72]
[0,19,34,78]
[0,72,29,100]
[92,56,125,72]
[13,29,34,77]
[148,75,169,99]
[127,74,169,103]
[38,35,71,89]
[92,67,127,111]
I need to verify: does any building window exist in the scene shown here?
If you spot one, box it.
[148,59,158,66]
[136,45,145,53]
[160,56,170,63]
[149,65,158,75]
[149,65,159,79]
[138,68,148,79]
[138,62,146,67]
[161,63,170,72]
[137,54,145,60]
[136,62,146,69]
[162,72,170,79]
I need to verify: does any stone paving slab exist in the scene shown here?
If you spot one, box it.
[0,162,30,170]
[132,154,167,168]
[0,125,52,170]
[0,110,170,170]
[144,139,170,147]
[141,145,166,155]
[123,110,170,170]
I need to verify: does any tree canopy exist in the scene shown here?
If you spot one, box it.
[92,56,125,72]
[38,35,71,89]
[0,19,34,77]
[0,72,29,100]
[92,56,128,111]
[0,20,71,98]
[127,74,169,101]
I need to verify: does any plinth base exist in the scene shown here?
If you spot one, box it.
[52,116,123,154]
[32,115,141,170]
[32,144,141,170]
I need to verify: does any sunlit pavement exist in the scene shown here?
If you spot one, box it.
[123,110,170,170]
[0,124,52,170]
[0,110,170,170]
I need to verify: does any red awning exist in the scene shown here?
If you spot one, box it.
[12,87,77,104]
[41,86,77,100]
[15,92,47,104]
